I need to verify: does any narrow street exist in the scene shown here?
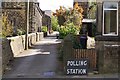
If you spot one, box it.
[3,32,62,78]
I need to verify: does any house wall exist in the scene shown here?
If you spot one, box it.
[2,2,26,36]
[34,3,42,32]
[119,2,120,36]
[96,1,120,37]
[29,2,43,33]
[95,1,120,74]
[42,14,51,32]
[2,2,43,35]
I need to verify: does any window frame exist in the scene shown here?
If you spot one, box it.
[103,2,118,36]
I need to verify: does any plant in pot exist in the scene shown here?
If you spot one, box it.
[42,26,48,37]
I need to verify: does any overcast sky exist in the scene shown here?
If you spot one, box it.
[38,0,73,12]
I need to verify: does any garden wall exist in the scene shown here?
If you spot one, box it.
[0,39,2,76]
[2,32,43,74]
[96,41,119,73]
[2,38,14,74]
[63,35,97,73]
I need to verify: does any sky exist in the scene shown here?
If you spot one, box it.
[38,0,73,12]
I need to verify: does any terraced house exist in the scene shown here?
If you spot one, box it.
[96,0,120,73]
[2,1,43,36]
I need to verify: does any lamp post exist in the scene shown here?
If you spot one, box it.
[25,0,29,50]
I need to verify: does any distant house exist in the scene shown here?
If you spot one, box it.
[42,10,51,33]
[96,1,120,73]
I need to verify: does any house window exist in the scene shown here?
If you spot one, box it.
[103,2,118,36]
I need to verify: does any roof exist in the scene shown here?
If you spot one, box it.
[44,10,52,18]
[82,19,96,23]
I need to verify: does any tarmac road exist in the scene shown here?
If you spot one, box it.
[3,33,62,78]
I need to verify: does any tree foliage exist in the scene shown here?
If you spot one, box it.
[88,1,97,19]
[51,16,59,31]
[2,13,13,37]
[53,2,84,28]
[52,2,84,39]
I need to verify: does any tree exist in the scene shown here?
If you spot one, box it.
[88,1,97,19]
[51,16,59,31]
[53,2,84,29]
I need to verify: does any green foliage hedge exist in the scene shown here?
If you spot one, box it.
[58,23,79,39]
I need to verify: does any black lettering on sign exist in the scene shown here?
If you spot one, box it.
[66,59,88,75]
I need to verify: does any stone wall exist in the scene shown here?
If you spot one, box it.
[96,41,119,73]
[29,2,43,33]
[42,14,51,32]
[2,2,43,35]
[0,39,2,76]
[2,38,14,74]
[7,36,25,57]
[36,32,44,41]
[2,32,43,74]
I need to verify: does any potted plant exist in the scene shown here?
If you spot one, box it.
[42,26,48,37]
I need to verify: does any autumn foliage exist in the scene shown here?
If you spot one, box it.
[53,2,84,27]
[52,2,84,39]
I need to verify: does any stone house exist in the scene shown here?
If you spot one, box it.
[42,10,51,33]
[2,2,26,36]
[2,2,43,36]
[29,2,43,33]
[96,1,120,73]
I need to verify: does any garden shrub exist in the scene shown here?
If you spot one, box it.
[41,26,48,32]
[58,23,79,39]
[17,29,26,35]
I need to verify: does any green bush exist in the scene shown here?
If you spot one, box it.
[42,26,48,32]
[71,35,82,49]
[17,29,26,35]
[58,23,79,39]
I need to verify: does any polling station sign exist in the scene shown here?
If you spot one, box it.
[66,59,88,75]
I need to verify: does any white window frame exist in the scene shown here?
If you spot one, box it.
[103,2,118,36]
